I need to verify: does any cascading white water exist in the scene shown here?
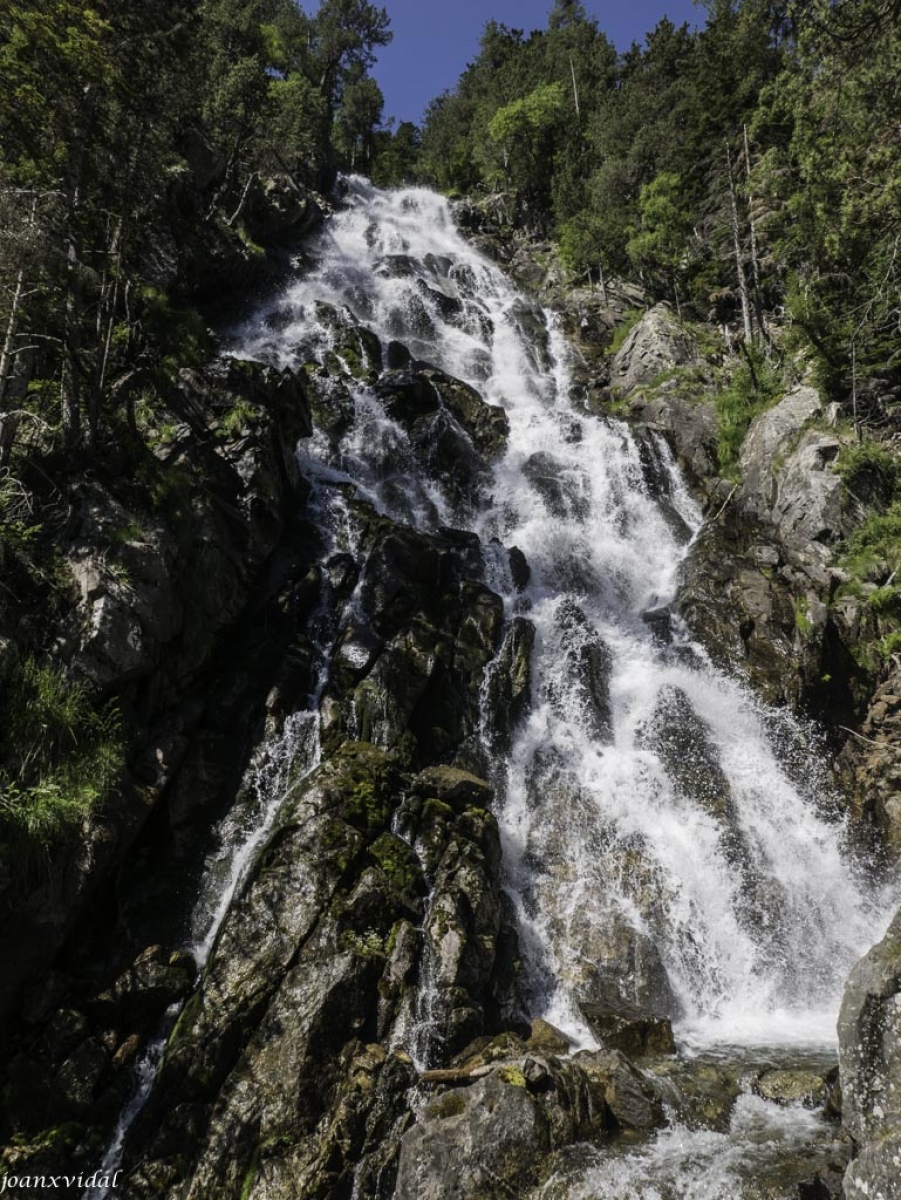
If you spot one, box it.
[534,1092,841,1200]
[238,177,896,1067]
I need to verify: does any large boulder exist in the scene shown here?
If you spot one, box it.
[567,907,679,1033]
[395,1049,661,1200]
[739,385,823,506]
[738,385,844,578]
[611,305,695,395]
[838,908,901,1147]
[677,520,805,707]
[844,1131,901,1200]
[639,391,720,488]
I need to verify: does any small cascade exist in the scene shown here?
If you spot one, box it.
[83,712,320,1200]
[187,709,321,967]
[82,1016,173,1200]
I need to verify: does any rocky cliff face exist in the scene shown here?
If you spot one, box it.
[839,911,901,1199]
[2,195,899,1200]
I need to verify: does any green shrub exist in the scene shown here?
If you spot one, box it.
[0,471,41,562]
[715,349,785,473]
[839,502,901,585]
[835,440,900,508]
[0,659,124,857]
[794,597,813,635]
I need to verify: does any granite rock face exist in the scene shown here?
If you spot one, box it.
[611,304,696,395]
[839,909,901,1200]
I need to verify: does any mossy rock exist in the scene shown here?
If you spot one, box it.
[368,831,422,902]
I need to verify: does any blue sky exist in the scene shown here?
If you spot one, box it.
[368,0,702,124]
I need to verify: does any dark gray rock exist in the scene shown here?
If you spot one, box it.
[486,617,535,751]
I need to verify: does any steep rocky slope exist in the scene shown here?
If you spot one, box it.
[1,187,899,1200]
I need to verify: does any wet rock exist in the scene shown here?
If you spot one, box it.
[386,339,412,369]
[508,545,531,591]
[551,599,614,740]
[373,363,507,505]
[397,1051,631,1200]
[578,996,675,1057]
[573,1048,664,1130]
[634,429,696,540]
[569,907,679,1025]
[395,1072,550,1200]
[523,451,590,521]
[641,606,673,644]
[302,365,356,444]
[119,744,429,1196]
[86,945,196,1026]
[648,1058,743,1131]
[485,617,535,751]
[611,304,695,395]
[838,907,901,1148]
[753,1069,829,1109]
[508,297,551,370]
[677,520,803,707]
[417,279,464,322]
[637,685,733,821]
[528,1019,577,1057]
[844,1130,901,1200]
[376,368,440,423]
[377,253,423,279]
[414,787,503,1056]
[417,366,509,459]
[313,302,383,383]
[411,765,493,811]
[639,392,720,487]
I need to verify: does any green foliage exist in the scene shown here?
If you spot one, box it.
[218,398,259,439]
[417,0,899,406]
[794,597,813,636]
[626,172,692,303]
[839,503,901,586]
[0,659,124,857]
[714,349,784,472]
[368,831,420,893]
[0,0,392,461]
[835,441,900,509]
[0,470,41,562]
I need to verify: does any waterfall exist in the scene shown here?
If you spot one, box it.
[237,177,894,1060]
[91,177,897,1196]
